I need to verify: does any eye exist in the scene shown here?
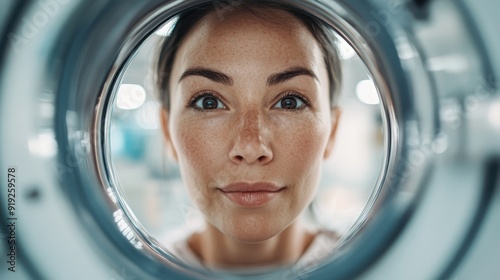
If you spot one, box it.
[190,93,226,110]
[273,93,308,110]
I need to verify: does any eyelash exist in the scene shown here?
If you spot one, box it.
[275,91,311,111]
[187,91,226,111]
[187,91,311,111]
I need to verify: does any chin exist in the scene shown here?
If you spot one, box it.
[219,213,286,244]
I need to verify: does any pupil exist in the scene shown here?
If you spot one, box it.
[203,97,217,109]
[281,97,296,109]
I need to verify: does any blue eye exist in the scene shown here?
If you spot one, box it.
[191,94,226,110]
[274,94,307,110]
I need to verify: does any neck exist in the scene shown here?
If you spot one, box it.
[188,221,315,269]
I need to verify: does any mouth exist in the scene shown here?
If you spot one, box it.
[217,182,285,208]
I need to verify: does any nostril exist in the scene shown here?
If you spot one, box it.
[258,155,268,162]
[235,155,244,162]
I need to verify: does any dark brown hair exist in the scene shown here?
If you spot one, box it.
[155,0,342,109]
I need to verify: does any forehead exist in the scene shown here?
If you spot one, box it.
[174,8,324,73]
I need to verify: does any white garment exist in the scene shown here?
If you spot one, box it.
[159,226,339,276]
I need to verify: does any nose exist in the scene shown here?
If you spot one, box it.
[229,110,273,165]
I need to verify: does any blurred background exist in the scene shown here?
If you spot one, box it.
[109,20,386,240]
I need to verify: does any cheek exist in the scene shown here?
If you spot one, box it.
[171,116,228,177]
[275,116,329,206]
[274,114,331,169]
[170,117,229,212]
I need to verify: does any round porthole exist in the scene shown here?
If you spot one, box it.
[1,0,498,279]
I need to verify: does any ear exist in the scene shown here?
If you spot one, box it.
[323,107,341,159]
[160,108,179,162]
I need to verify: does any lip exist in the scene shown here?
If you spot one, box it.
[218,182,285,207]
[220,182,284,192]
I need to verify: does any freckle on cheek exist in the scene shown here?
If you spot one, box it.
[179,127,218,171]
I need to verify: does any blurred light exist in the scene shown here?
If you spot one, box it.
[110,124,124,155]
[315,187,364,233]
[116,84,146,110]
[337,39,355,60]
[427,54,468,73]
[394,34,416,60]
[155,16,178,37]
[28,132,57,158]
[488,101,500,129]
[39,102,54,119]
[136,101,160,129]
[356,79,380,105]
[432,132,449,154]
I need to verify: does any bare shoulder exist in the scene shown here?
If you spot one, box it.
[295,228,340,270]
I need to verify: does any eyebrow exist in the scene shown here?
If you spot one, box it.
[266,66,318,86]
[178,66,318,86]
[179,67,233,86]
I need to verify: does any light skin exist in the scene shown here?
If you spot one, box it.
[160,9,340,269]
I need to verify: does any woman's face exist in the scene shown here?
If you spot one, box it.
[162,9,339,243]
